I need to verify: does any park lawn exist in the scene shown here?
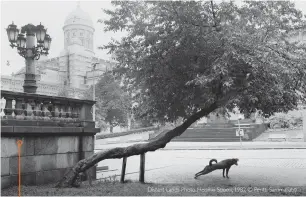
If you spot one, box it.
[1,181,306,196]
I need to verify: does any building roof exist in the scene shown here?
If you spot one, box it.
[64,4,94,29]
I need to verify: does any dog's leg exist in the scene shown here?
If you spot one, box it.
[195,170,203,176]
[195,170,203,178]
[195,169,206,177]
[222,168,225,178]
[226,167,230,178]
[195,166,207,178]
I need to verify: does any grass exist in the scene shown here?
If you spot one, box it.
[2,180,306,196]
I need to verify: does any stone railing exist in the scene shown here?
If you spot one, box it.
[1,90,95,127]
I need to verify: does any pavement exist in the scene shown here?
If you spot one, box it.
[95,141,306,150]
[95,149,306,187]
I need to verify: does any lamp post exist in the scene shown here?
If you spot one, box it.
[6,22,51,94]
[92,63,99,125]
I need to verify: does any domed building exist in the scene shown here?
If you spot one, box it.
[1,3,114,98]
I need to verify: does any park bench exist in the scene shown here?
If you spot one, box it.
[96,166,109,171]
[268,134,287,141]
[290,135,303,141]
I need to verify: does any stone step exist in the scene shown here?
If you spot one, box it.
[194,124,235,128]
[172,138,240,142]
[186,128,236,132]
[179,135,237,139]
[182,130,236,135]
[180,133,236,138]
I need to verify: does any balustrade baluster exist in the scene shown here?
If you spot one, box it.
[41,101,51,120]
[74,103,81,121]
[33,100,42,120]
[24,99,34,120]
[12,99,16,119]
[53,101,61,121]
[63,105,69,122]
[14,98,25,120]
[0,99,5,118]
[58,103,66,122]
[66,105,73,122]
[71,104,77,121]
[49,101,55,120]
[4,97,13,119]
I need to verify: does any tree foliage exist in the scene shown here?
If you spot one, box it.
[102,1,306,122]
[56,1,306,188]
[84,72,131,132]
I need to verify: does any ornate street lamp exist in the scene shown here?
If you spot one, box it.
[6,22,52,93]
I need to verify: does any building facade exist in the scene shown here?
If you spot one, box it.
[1,4,114,99]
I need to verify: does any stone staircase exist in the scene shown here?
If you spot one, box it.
[172,123,240,142]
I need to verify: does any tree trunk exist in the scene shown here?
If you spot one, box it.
[120,157,127,183]
[139,153,145,183]
[55,102,217,188]
[110,125,113,133]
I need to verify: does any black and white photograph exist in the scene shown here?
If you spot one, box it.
[1,0,306,196]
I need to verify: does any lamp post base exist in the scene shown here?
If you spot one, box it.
[23,84,37,94]
[23,74,37,94]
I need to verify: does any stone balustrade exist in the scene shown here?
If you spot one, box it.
[1,90,95,127]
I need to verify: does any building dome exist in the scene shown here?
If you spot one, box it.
[63,3,95,55]
[70,37,82,46]
[64,4,94,29]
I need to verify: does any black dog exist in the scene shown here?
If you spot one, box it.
[194,158,239,179]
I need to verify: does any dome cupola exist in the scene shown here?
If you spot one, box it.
[64,3,94,29]
[62,2,95,54]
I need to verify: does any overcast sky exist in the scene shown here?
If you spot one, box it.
[1,0,306,76]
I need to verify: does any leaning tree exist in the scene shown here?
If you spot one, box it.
[56,1,306,187]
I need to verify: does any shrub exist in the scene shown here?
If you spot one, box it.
[269,112,303,129]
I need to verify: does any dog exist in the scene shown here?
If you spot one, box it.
[194,158,239,179]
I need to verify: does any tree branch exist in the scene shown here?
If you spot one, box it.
[55,101,218,188]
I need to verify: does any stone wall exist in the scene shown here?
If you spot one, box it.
[1,90,99,189]
[1,127,97,189]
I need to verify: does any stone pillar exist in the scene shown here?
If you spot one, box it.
[23,31,37,93]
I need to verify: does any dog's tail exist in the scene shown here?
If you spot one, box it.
[209,159,217,166]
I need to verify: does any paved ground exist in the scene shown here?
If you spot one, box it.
[95,148,306,187]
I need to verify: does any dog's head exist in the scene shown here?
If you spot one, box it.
[231,158,239,166]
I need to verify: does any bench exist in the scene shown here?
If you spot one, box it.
[268,134,287,141]
[96,166,109,171]
[290,135,303,140]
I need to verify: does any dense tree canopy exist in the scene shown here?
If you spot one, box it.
[102,1,306,122]
[56,1,306,187]
[83,72,131,132]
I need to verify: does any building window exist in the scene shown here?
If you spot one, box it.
[84,76,87,84]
